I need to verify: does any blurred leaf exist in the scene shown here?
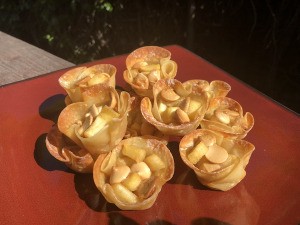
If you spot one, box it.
[44,34,54,43]
[101,2,113,12]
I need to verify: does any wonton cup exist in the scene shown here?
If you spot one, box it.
[93,136,174,210]
[123,46,177,98]
[141,79,209,136]
[179,129,255,191]
[57,85,132,157]
[58,64,116,104]
[200,96,254,139]
[45,125,94,173]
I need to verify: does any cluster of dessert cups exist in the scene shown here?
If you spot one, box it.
[45,46,255,210]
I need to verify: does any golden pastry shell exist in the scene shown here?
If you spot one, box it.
[179,129,255,191]
[201,96,254,139]
[58,64,116,103]
[45,125,94,173]
[125,46,171,69]
[184,79,231,99]
[140,79,209,136]
[93,136,174,210]
[57,89,132,156]
[123,46,176,98]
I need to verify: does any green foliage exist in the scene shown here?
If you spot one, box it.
[0,0,299,112]
[44,34,54,43]
[95,0,113,12]
[0,0,187,64]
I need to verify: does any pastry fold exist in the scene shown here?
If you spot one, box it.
[123,46,177,98]
[125,94,168,141]
[57,85,132,157]
[184,79,231,100]
[141,78,209,136]
[93,136,174,210]
[58,64,116,104]
[45,125,94,173]
[200,96,254,139]
[179,129,255,191]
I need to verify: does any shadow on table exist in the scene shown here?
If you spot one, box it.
[107,213,231,225]
[107,212,180,225]
[34,133,72,173]
[73,172,121,212]
[39,94,66,123]
[191,217,232,225]
[107,212,140,225]
[33,132,122,212]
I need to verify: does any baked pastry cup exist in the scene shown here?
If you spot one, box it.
[141,78,209,136]
[200,96,254,139]
[123,46,177,98]
[57,86,132,157]
[179,129,255,191]
[93,136,174,210]
[45,125,94,173]
[184,79,231,100]
[58,64,116,104]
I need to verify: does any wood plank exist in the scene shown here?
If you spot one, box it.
[0,31,74,86]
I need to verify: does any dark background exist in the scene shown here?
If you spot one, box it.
[1,0,299,113]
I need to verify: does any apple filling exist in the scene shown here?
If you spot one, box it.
[93,137,174,209]
[76,104,120,138]
[210,109,240,126]
[76,72,110,88]
[140,78,209,136]
[186,134,229,172]
[102,144,166,204]
[129,59,177,89]
[130,61,160,88]
[157,88,203,125]
[58,64,116,103]
[201,97,254,139]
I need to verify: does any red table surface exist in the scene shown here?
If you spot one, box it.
[0,45,299,225]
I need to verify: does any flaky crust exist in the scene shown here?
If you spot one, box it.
[200,96,254,139]
[93,136,174,210]
[123,46,177,98]
[184,79,231,100]
[125,46,171,69]
[45,125,94,173]
[59,64,116,103]
[80,83,119,107]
